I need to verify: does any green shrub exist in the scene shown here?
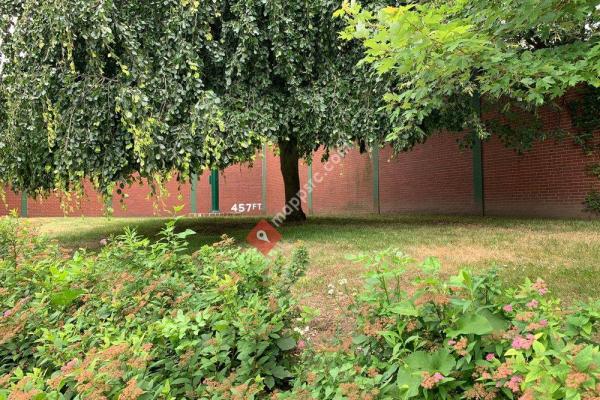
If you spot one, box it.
[284,249,599,400]
[584,190,600,214]
[0,216,308,399]
[2,217,598,400]
[0,212,59,267]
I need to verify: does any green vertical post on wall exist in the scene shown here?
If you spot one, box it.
[261,144,268,215]
[210,169,220,213]
[190,173,198,214]
[372,144,380,214]
[307,161,313,214]
[472,92,485,216]
[20,192,28,217]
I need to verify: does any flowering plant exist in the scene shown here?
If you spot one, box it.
[285,249,599,399]
[0,217,308,399]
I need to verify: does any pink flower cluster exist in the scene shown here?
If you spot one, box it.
[526,299,539,309]
[421,372,445,389]
[485,353,495,361]
[505,375,523,392]
[532,278,548,296]
[1,297,31,318]
[526,319,548,331]
[503,304,513,313]
[512,334,535,350]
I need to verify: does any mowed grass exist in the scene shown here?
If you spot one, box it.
[31,214,600,339]
[34,214,600,300]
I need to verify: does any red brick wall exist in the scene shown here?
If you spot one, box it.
[26,181,106,218]
[2,93,599,219]
[0,191,22,216]
[379,134,477,214]
[193,173,212,215]
[311,148,374,214]
[482,136,598,217]
[481,94,600,218]
[218,161,264,215]
[112,177,191,217]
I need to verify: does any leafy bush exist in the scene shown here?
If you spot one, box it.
[284,249,599,400]
[0,216,308,399]
[585,190,600,214]
[1,217,598,400]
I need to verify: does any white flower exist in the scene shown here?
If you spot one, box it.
[293,326,310,336]
[338,278,348,285]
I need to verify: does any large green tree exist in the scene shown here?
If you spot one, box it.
[338,0,600,151]
[0,0,388,220]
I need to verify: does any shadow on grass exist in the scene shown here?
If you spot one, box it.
[48,213,600,250]
[37,213,600,301]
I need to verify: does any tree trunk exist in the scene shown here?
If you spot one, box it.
[278,138,307,222]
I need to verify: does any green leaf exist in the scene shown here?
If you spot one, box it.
[396,367,422,398]
[271,365,291,379]
[446,313,493,337]
[421,257,441,274]
[50,288,84,307]
[264,376,275,389]
[388,301,419,316]
[213,320,229,332]
[405,349,456,375]
[276,337,296,351]
[573,345,595,371]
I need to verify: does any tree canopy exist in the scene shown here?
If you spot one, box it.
[338,0,600,151]
[0,0,388,217]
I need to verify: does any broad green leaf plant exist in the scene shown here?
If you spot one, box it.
[282,249,599,400]
[0,216,310,399]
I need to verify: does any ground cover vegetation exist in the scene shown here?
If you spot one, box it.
[1,216,598,399]
[0,216,310,399]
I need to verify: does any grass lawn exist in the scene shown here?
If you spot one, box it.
[32,214,600,338]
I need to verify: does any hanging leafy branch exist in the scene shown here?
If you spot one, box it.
[0,0,390,216]
[337,0,600,151]
[0,0,258,199]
